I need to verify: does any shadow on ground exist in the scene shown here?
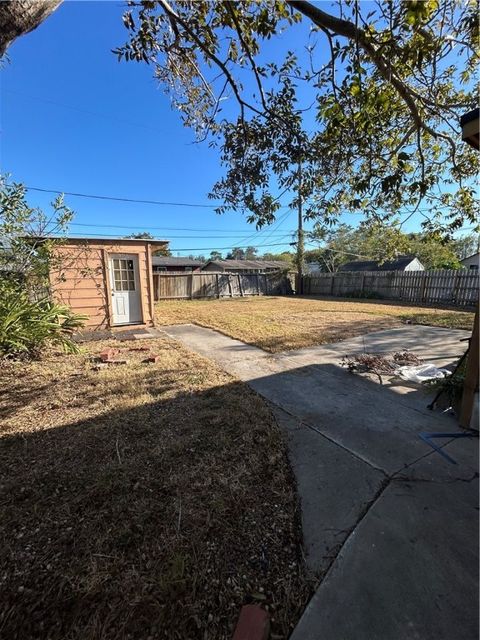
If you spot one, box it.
[0,367,309,640]
[2,344,478,640]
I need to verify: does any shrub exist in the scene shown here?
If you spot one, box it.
[0,281,86,358]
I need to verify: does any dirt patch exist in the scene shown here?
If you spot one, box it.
[155,297,474,353]
[0,338,311,639]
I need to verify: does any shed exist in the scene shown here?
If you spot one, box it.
[339,255,424,272]
[49,237,169,330]
[152,256,203,272]
[202,259,290,274]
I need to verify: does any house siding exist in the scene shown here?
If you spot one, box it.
[404,258,424,271]
[461,253,479,270]
[51,240,160,329]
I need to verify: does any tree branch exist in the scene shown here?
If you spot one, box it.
[157,0,264,123]
[287,0,442,139]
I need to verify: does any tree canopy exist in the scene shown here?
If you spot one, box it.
[305,221,477,271]
[116,0,479,239]
[125,232,172,255]
[225,246,259,260]
[0,176,74,284]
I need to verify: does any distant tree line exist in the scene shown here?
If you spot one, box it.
[127,226,478,271]
[305,223,478,272]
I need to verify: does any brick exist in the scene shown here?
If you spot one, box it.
[99,348,118,362]
[142,355,161,364]
[232,605,270,640]
[128,347,150,352]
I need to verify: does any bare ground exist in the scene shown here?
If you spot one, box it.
[155,296,474,352]
[0,337,311,640]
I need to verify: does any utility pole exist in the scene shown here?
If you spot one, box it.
[297,158,305,295]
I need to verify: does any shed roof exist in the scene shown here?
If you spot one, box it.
[204,259,290,270]
[339,255,420,272]
[152,256,204,267]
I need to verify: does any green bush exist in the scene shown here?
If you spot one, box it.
[0,281,86,358]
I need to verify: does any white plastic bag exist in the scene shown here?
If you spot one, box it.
[397,363,450,383]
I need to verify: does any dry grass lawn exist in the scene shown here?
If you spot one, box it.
[0,337,310,640]
[155,296,474,352]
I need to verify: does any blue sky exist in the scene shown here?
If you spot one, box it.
[0,1,473,257]
[1,1,306,256]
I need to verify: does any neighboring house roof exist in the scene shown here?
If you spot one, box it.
[339,255,423,272]
[460,252,479,263]
[203,259,290,271]
[152,257,204,268]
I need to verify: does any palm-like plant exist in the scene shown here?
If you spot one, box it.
[0,281,86,357]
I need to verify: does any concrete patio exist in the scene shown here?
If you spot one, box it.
[160,324,478,640]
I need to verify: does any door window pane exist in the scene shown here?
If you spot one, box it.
[112,258,136,291]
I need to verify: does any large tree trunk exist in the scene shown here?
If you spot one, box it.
[0,0,62,57]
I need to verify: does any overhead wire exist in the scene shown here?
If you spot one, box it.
[52,232,296,252]
[67,221,297,234]
[3,88,168,135]
[25,185,292,211]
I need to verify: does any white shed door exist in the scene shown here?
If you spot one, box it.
[109,254,142,325]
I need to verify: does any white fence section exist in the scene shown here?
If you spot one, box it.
[302,269,479,307]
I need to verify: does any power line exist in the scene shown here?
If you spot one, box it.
[58,233,294,252]
[256,209,293,247]
[26,186,228,209]
[4,88,168,135]
[26,186,291,211]
[68,231,296,239]
[67,221,298,234]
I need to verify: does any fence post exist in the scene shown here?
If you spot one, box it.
[188,273,194,299]
[238,273,244,297]
[360,273,365,295]
[421,272,429,303]
[256,273,260,295]
[227,274,233,297]
[330,273,335,296]
[452,271,461,304]
[215,273,220,298]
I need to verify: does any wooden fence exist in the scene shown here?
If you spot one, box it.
[153,271,292,301]
[302,269,479,307]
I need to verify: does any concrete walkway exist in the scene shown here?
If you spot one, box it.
[160,324,478,640]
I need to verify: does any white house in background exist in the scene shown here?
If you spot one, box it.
[339,255,425,272]
[305,262,324,274]
[460,252,479,271]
